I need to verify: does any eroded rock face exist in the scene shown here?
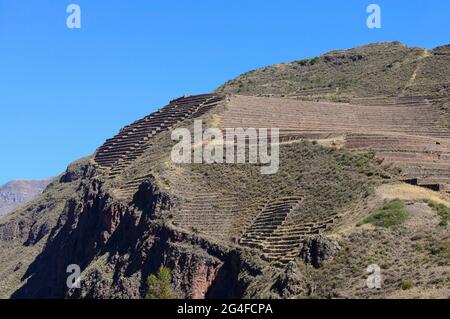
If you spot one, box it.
[0,201,57,243]
[272,262,310,298]
[299,235,341,268]
[163,242,223,299]
[11,177,134,298]
[59,159,91,183]
[0,218,33,241]
[10,174,262,299]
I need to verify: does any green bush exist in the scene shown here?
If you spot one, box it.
[426,201,450,227]
[295,57,320,66]
[363,199,410,228]
[146,266,176,299]
[401,280,414,290]
[309,57,320,65]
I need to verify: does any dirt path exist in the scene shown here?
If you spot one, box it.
[402,49,432,95]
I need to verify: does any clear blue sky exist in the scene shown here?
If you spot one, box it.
[0,0,448,184]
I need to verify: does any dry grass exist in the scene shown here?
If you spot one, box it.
[315,136,346,149]
[387,286,450,299]
[376,183,450,207]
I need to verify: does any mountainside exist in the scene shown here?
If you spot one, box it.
[0,42,449,299]
[217,42,450,99]
[0,179,52,218]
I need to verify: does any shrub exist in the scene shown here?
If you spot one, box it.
[309,57,320,65]
[146,266,176,299]
[426,201,450,227]
[296,59,309,66]
[401,280,414,290]
[363,199,410,228]
[295,57,320,66]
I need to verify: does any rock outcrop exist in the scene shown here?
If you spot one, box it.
[272,262,311,298]
[299,236,341,268]
[10,169,262,299]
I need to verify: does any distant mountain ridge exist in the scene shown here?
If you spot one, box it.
[0,179,52,218]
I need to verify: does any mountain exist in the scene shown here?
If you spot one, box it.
[0,179,52,219]
[217,42,450,100]
[0,42,449,299]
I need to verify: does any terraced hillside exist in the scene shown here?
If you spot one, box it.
[91,93,367,256]
[94,94,223,177]
[94,94,224,199]
[217,95,450,193]
[0,42,449,299]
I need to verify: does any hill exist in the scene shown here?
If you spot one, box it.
[0,179,52,218]
[0,42,449,299]
[217,42,450,99]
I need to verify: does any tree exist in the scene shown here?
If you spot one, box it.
[146,266,176,299]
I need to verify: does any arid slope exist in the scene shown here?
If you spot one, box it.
[0,42,449,299]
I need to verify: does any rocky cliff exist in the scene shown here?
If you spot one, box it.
[2,160,265,299]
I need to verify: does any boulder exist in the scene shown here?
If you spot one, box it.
[299,235,341,268]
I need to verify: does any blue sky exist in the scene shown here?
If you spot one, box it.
[0,0,448,184]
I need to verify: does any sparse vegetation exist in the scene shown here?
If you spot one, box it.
[401,279,414,290]
[296,59,309,66]
[1,42,449,299]
[216,42,449,100]
[363,199,410,228]
[146,266,176,299]
[428,241,450,261]
[309,57,320,65]
[426,200,450,227]
[167,140,385,240]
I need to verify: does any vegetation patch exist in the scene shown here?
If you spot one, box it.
[362,199,410,228]
[425,201,450,227]
[146,266,176,299]
[294,57,320,66]
[401,279,414,290]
